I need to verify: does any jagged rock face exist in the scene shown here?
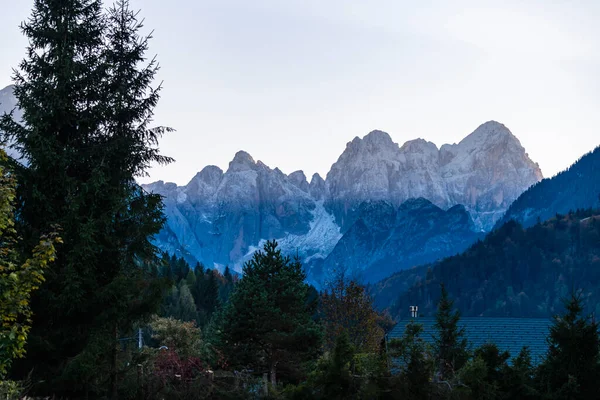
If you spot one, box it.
[326,121,543,231]
[317,198,484,284]
[309,173,327,200]
[0,85,20,120]
[142,151,324,271]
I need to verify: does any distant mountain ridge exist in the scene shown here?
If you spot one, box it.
[141,120,541,283]
[326,121,542,231]
[0,84,544,282]
[497,146,600,229]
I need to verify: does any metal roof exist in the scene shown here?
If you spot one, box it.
[388,317,552,365]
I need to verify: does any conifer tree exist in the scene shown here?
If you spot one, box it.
[504,347,538,399]
[175,280,199,323]
[389,320,432,399]
[219,265,234,303]
[312,331,355,399]
[0,0,171,395]
[202,269,220,319]
[216,240,322,386]
[537,293,600,399]
[433,283,468,380]
[185,269,196,288]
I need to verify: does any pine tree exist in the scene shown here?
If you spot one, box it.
[161,284,180,318]
[185,269,196,288]
[312,331,355,399]
[219,265,234,303]
[0,0,171,395]
[503,347,538,399]
[433,283,468,380]
[202,269,220,319]
[388,320,432,399]
[175,280,199,323]
[216,240,322,386]
[537,293,600,399]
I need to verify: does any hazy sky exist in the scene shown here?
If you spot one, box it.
[1,0,599,185]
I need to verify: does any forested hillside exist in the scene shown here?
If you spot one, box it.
[497,146,600,229]
[387,210,600,318]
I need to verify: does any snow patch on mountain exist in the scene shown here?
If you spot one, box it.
[239,200,342,270]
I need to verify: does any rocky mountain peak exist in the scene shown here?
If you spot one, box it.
[186,165,224,198]
[288,170,309,192]
[228,150,256,172]
[342,130,398,158]
[190,165,223,184]
[325,122,542,231]
[400,138,438,155]
[309,173,327,200]
[362,129,395,147]
[458,120,515,148]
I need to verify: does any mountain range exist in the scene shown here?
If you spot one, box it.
[142,120,542,283]
[0,84,545,284]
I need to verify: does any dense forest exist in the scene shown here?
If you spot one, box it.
[388,210,600,319]
[497,145,600,229]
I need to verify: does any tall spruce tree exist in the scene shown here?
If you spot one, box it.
[433,283,468,380]
[216,240,322,386]
[537,293,600,399]
[202,269,220,319]
[0,0,171,396]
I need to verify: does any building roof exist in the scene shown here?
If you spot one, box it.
[387,317,552,365]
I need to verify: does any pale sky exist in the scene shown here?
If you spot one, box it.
[1,0,599,185]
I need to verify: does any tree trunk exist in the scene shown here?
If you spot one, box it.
[270,361,277,387]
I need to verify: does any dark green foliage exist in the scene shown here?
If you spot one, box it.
[202,269,221,318]
[433,284,469,379]
[310,332,356,399]
[219,265,234,303]
[388,320,432,399]
[502,347,538,399]
[185,268,196,287]
[0,0,171,395]
[390,210,600,318]
[455,356,496,399]
[537,293,600,399]
[215,240,322,385]
[174,281,198,322]
[473,343,509,387]
[158,253,230,327]
[498,146,600,229]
